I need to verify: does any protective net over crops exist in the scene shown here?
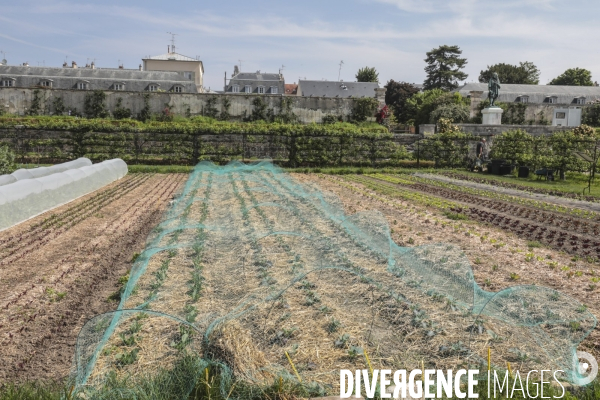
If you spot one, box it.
[0,158,127,231]
[0,157,92,186]
[72,161,596,398]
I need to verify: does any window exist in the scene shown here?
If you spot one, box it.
[184,72,193,80]
[40,81,52,88]
[173,86,184,93]
[576,97,586,105]
[547,96,557,104]
[245,85,252,93]
[258,86,265,94]
[114,83,124,91]
[148,85,158,92]
[232,85,240,93]
[556,112,566,119]
[519,96,528,103]
[271,86,278,94]
[2,80,14,87]
[77,82,88,90]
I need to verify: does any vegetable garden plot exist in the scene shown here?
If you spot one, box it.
[72,162,597,398]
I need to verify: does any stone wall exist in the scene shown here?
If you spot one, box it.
[0,87,366,124]
[456,124,571,137]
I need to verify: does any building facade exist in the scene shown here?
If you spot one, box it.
[224,66,285,95]
[142,48,204,93]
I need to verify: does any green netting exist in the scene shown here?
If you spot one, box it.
[71,161,596,398]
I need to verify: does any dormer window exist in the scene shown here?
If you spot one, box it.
[77,82,89,90]
[245,85,252,93]
[1,78,15,87]
[547,96,557,104]
[40,80,53,88]
[114,83,125,91]
[258,86,265,94]
[148,84,159,92]
[232,85,240,93]
[270,86,278,94]
[518,96,529,103]
[172,85,184,93]
[576,97,586,105]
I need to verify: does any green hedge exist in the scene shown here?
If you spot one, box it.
[0,116,413,167]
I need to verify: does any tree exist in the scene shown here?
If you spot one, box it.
[429,103,470,124]
[405,89,469,127]
[351,97,379,122]
[519,61,540,84]
[549,68,593,86]
[478,61,540,84]
[355,66,379,83]
[423,45,468,91]
[0,144,15,174]
[384,80,420,123]
[83,90,109,118]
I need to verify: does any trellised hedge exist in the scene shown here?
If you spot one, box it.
[0,116,413,167]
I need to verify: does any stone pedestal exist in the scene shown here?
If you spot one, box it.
[482,107,503,125]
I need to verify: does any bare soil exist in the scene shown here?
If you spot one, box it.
[0,173,186,382]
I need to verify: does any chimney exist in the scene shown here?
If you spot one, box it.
[23,62,29,67]
[168,45,170,53]
[72,61,77,69]
[139,64,143,71]
[233,65,239,76]
[118,64,124,69]
[63,61,68,68]
[91,61,95,69]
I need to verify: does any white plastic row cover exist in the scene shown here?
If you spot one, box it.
[0,158,93,187]
[0,159,128,231]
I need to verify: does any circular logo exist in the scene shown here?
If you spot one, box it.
[573,351,598,386]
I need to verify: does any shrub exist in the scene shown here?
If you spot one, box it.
[113,98,132,119]
[0,144,16,174]
[84,90,109,118]
[351,97,379,123]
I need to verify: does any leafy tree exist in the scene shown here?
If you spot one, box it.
[52,97,66,115]
[113,98,132,119]
[0,144,15,174]
[423,45,468,91]
[489,129,535,166]
[137,94,151,122]
[351,97,379,122]
[84,90,109,118]
[384,80,420,123]
[355,66,379,83]
[478,61,540,84]
[549,68,593,86]
[406,89,469,127]
[419,120,472,167]
[519,61,540,84]
[583,104,600,127]
[429,103,470,124]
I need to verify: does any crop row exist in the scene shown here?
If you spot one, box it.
[0,173,149,253]
[375,174,600,235]
[0,174,166,266]
[438,171,600,203]
[382,173,599,221]
[341,175,599,260]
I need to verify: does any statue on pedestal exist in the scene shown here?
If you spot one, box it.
[488,72,501,107]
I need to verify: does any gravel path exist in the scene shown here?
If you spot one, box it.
[413,173,600,214]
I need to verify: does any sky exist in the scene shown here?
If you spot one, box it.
[2,0,600,91]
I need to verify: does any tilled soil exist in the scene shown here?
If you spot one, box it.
[295,173,600,364]
[0,173,186,382]
[366,175,600,259]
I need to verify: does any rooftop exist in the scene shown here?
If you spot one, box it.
[143,52,199,62]
[297,80,379,98]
